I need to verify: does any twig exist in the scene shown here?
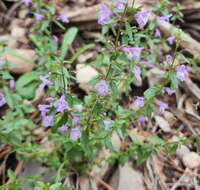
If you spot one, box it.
[87,172,114,190]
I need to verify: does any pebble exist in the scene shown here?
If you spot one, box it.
[182,152,200,169]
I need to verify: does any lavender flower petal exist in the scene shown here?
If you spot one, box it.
[166,36,175,45]
[134,11,151,28]
[0,92,6,107]
[176,65,188,82]
[158,101,168,114]
[122,47,143,61]
[95,80,109,96]
[58,125,68,133]
[34,13,44,21]
[54,95,68,113]
[134,96,144,108]
[57,14,69,23]
[154,28,161,38]
[132,65,141,78]
[23,0,32,6]
[98,4,112,25]
[42,115,54,128]
[38,104,51,117]
[103,119,111,130]
[70,126,81,141]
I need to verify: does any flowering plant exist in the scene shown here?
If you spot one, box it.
[0,0,200,188]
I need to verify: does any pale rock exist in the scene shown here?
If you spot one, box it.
[79,176,91,190]
[176,145,190,159]
[4,49,36,74]
[7,37,18,48]
[133,75,142,87]
[24,18,33,27]
[155,115,171,132]
[18,9,29,19]
[182,152,200,169]
[163,111,176,126]
[76,64,98,92]
[11,25,26,42]
[110,163,145,190]
[79,176,98,190]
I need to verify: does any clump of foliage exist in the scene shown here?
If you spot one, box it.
[0,0,199,189]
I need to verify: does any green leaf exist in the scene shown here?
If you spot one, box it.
[110,81,118,100]
[29,35,43,50]
[105,138,114,151]
[128,130,139,143]
[196,136,200,153]
[144,104,152,118]
[125,21,133,42]
[54,20,65,30]
[69,44,95,64]
[50,183,67,190]
[148,135,165,146]
[169,72,179,90]
[144,86,159,100]
[61,27,78,59]
[3,87,15,109]
[165,143,178,156]
[93,102,102,117]
[16,72,39,99]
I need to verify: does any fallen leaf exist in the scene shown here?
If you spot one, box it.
[155,115,171,132]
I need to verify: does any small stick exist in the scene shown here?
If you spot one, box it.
[87,172,114,190]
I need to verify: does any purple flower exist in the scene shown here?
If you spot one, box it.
[140,60,155,68]
[53,35,59,44]
[154,28,161,38]
[34,13,44,21]
[116,0,125,11]
[71,116,80,126]
[23,0,32,6]
[166,54,173,64]
[166,36,175,45]
[158,101,168,114]
[9,79,15,89]
[196,185,200,190]
[42,115,54,128]
[122,47,143,60]
[46,97,54,102]
[134,96,144,108]
[38,104,51,117]
[134,11,151,28]
[70,126,81,141]
[0,92,6,107]
[103,119,111,130]
[58,125,68,133]
[176,65,188,82]
[54,95,68,113]
[98,4,112,25]
[165,87,175,95]
[0,59,5,67]
[138,116,145,126]
[157,14,172,23]
[132,65,141,78]
[57,14,69,23]
[39,76,53,90]
[95,80,109,96]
